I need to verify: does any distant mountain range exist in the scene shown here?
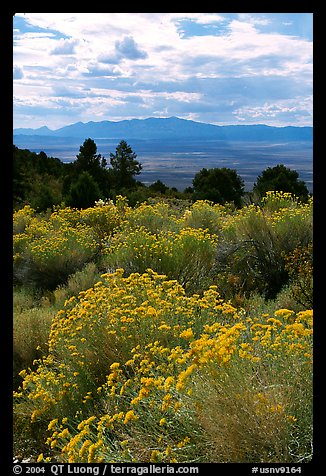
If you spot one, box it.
[14,116,313,142]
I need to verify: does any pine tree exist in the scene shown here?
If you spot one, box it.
[67,171,101,208]
[109,140,142,189]
[75,138,103,174]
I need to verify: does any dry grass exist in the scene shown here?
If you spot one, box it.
[188,360,309,463]
[13,300,55,384]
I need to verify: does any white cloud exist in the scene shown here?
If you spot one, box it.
[115,36,147,60]
[13,13,313,128]
[14,13,312,78]
[51,38,79,55]
[233,96,313,126]
[237,13,270,26]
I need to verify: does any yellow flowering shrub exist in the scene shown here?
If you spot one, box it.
[13,204,36,234]
[124,201,181,234]
[80,201,125,240]
[261,190,308,213]
[182,199,229,234]
[13,208,99,288]
[15,269,312,463]
[214,192,312,299]
[13,195,313,463]
[105,226,218,293]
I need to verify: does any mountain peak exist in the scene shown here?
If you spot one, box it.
[13,117,312,141]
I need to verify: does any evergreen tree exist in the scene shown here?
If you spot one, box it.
[110,140,142,189]
[68,138,112,197]
[75,138,103,173]
[253,164,309,200]
[67,171,101,208]
[192,167,245,206]
[149,180,168,194]
[13,145,66,209]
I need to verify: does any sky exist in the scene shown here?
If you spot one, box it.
[13,12,313,130]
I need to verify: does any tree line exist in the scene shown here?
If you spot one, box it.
[13,138,310,211]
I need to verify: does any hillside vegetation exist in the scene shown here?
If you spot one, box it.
[13,192,313,463]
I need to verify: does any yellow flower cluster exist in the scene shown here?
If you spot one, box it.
[80,202,125,240]
[13,207,99,286]
[105,226,218,293]
[125,201,181,234]
[246,309,313,361]
[183,199,229,234]
[13,204,35,234]
[14,267,312,463]
[262,191,312,215]
[220,191,312,234]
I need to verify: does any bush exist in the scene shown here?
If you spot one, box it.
[14,307,55,373]
[253,164,309,201]
[13,287,56,389]
[13,205,36,234]
[124,201,181,234]
[104,226,217,293]
[53,262,101,309]
[80,201,125,241]
[13,208,99,289]
[188,337,312,462]
[15,270,312,463]
[67,171,102,209]
[214,192,312,300]
[192,167,245,206]
[284,243,313,309]
[182,199,230,235]
[12,195,313,463]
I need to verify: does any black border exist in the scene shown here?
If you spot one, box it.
[4,5,322,475]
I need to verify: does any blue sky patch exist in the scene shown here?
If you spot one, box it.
[13,13,313,129]
[13,15,70,40]
[175,18,231,38]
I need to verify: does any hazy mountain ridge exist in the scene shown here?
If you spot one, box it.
[14,117,312,142]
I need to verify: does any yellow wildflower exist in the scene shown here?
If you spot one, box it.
[123,410,138,424]
[48,418,58,431]
[274,309,295,320]
[179,328,194,340]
